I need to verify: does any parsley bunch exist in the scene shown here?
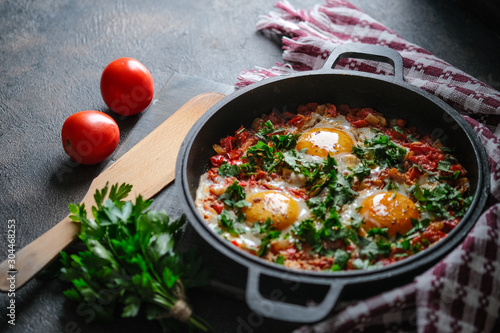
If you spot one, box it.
[59,183,210,332]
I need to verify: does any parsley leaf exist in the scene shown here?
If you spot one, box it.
[353,134,407,170]
[245,141,282,172]
[405,218,431,236]
[367,227,389,237]
[348,160,371,181]
[358,238,391,260]
[329,176,357,209]
[306,196,327,219]
[331,249,350,271]
[282,149,318,176]
[352,258,377,270]
[437,158,461,180]
[411,183,465,219]
[293,219,319,248]
[306,155,338,196]
[218,181,249,209]
[274,254,285,265]
[271,133,300,150]
[256,120,276,141]
[350,215,364,230]
[258,230,281,257]
[437,159,453,172]
[218,162,241,177]
[220,209,244,236]
[293,217,355,255]
[392,126,405,135]
[457,195,473,217]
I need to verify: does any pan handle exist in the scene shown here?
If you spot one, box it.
[245,266,344,323]
[321,43,405,82]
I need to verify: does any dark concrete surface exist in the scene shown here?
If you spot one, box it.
[1,0,499,332]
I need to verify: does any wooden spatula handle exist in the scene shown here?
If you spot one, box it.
[0,216,79,291]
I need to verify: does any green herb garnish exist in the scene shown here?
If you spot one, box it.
[353,134,407,170]
[274,254,285,265]
[271,133,300,150]
[411,183,468,219]
[218,181,249,210]
[245,141,282,172]
[220,209,244,236]
[256,120,277,141]
[331,249,350,271]
[347,160,371,182]
[218,162,241,177]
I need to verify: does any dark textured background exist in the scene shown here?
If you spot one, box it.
[1,0,499,332]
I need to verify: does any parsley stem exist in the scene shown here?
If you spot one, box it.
[151,293,210,331]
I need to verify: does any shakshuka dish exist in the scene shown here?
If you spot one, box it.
[195,103,472,271]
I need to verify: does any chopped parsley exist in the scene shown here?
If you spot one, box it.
[437,158,460,180]
[405,218,431,235]
[256,120,277,141]
[358,237,391,260]
[411,183,469,219]
[293,218,356,255]
[305,155,338,196]
[331,249,350,271]
[350,215,364,230]
[245,141,281,172]
[218,162,241,177]
[258,230,281,257]
[367,227,389,237]
[218,181,249,210]
[220,209,245,236]
[274,254,285,265]
[271,133,300,150]
[347,160,371,181]
[353,134,407,170]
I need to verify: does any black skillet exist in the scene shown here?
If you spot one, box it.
[176,43,489,323]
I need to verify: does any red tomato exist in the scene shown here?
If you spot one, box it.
[351,119,369,128]
[287,115,305,128]
[61,110,120,165]
[210,154,228,167]
[100,57,154,116]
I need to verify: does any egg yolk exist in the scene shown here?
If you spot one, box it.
[359,192,419,237]
[243,191,299,230]
[296,127,354,158]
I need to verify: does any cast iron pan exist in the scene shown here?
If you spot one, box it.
[176,43,489,323]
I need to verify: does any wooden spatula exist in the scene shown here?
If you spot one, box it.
[0,92,225,292]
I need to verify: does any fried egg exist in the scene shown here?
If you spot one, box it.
[295,114,371,176]
[296,127,354,158]
[298,114,357,157]
[341,186,418,238]
[243,191,299,230]
[358,191,419,237]
[195,175,310,244]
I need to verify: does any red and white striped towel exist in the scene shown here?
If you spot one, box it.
[237,1,500,332]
